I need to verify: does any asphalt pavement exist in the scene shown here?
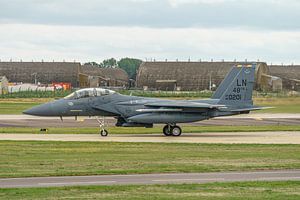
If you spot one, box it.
[1,170,299,188]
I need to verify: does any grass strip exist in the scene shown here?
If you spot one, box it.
[254,97,300,113]
[0,141,300,178]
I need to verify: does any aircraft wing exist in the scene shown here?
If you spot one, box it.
[144,101,226,109]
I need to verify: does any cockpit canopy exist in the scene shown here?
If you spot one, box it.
[64,88,116,100]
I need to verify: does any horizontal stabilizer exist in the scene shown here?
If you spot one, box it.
[231,107,274,112]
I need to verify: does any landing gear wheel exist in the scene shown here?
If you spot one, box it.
[96,117,108,137]
[100,129,108,137]
[171,126,182,137]
[163,125,172,136]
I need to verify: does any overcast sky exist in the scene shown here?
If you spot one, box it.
[0,0,299,64]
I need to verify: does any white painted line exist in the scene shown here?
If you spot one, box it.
[38,181,116,186]
[152,178,225,182]
[1,184,38,188]
[219,171,300,175]
[254,177,300,181]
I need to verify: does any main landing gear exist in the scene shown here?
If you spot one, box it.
[96,117,108,137]
[163,124,182,137]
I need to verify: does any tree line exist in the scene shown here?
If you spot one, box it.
[84,58,142,80]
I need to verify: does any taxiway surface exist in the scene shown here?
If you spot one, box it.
[1,131,300,144]
[1,170,299,188]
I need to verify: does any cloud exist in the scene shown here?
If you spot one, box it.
[0,1,298,64]
[0,24,299,64]
[168,0,232,7]
[0,0,299,30]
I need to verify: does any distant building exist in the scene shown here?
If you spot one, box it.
[0,76,8,95]
[0,62,129,88]
[0,62,80,86]
[269,65,300,91]
[136,61,280,91]
[80,65,129,88]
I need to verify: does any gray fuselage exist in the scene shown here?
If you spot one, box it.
[23,93,235,126]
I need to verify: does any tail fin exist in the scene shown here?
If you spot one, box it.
[213,64,256,107]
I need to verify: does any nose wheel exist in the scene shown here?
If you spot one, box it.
[100,129,108,137]
[163,124,182,136]
[96,117,108,137]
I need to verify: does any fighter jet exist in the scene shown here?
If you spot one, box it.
[24,64,265,137]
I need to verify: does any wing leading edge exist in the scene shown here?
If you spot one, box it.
[144,101,226,109]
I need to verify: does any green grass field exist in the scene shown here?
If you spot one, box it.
[1,141,299,178]
[1,181,299,200]
[1,125,300,134]
[0,98,50,114]
[0,102,40,114]
[254,97,300,113]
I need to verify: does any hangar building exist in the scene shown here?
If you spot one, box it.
[269,65,300,91]
[0,62,129,88]
[80,64,129,88]
[136,62,279,91]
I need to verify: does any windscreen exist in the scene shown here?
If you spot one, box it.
[64,88,115,100]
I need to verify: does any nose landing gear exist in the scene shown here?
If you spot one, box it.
[163,124,182,137]
[96,117,108,137]
[100,129,108,137]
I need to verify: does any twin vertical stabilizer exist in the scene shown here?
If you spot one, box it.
[212,64,256,107]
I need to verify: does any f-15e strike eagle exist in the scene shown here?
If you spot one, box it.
[24,64,265,137]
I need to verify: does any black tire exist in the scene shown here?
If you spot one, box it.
[100,129,108,137]
[163,125,172,136]
[171,126,182,136]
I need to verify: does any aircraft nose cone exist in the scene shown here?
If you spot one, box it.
[23,103,54,116]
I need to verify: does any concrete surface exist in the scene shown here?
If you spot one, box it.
[1,131,300,144]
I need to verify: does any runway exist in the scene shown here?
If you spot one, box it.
[0,114,299,127]
[1,170,299,188]
[1,131,300,144]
